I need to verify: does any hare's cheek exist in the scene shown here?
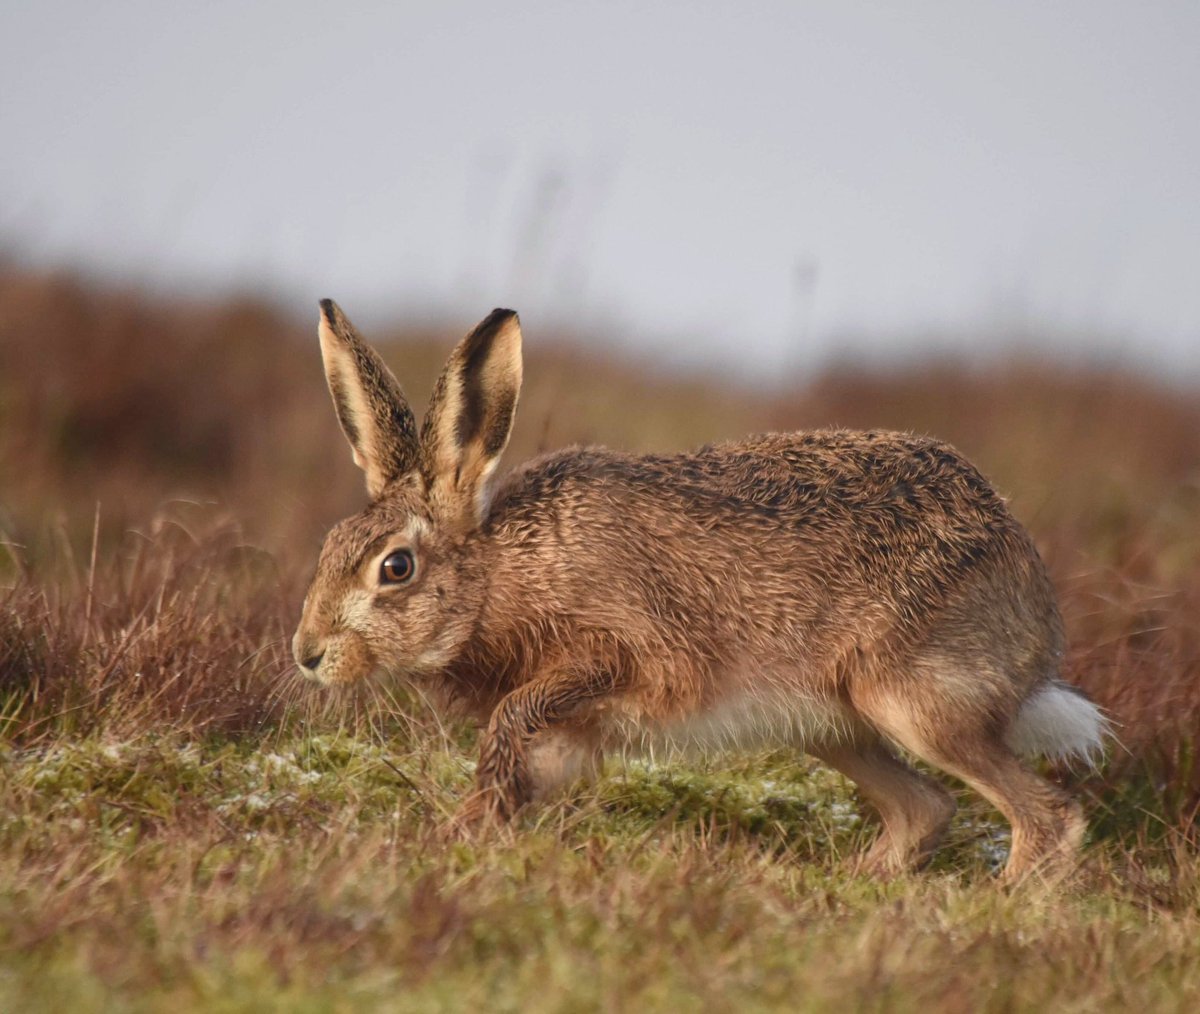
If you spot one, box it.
[386,596,441,643]
[339,589,378,632]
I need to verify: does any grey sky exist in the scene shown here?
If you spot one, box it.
[2,1,1198,376]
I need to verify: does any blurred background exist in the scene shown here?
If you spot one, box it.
[1,2,1198,795]
[2,1,1198,377]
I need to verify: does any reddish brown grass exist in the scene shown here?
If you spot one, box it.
[1,266,1198,821]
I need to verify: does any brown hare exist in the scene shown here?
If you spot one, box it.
[293,301,1107,881]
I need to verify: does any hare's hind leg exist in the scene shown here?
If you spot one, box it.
[851,679,1084,883]
[931,745,1084,884]
[810,733,956,876]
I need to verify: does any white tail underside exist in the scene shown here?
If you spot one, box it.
[1005,682,1110,764]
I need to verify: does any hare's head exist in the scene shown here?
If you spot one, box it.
[292,301,522,686]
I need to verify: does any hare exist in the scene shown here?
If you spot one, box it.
[293,301,1107,881]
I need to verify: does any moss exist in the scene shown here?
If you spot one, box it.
[2,729,1200,1011]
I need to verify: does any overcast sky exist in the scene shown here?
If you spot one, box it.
[2,1,1197,376]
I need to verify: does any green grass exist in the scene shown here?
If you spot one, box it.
[2,726,1199,1012]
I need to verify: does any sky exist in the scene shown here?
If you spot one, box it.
[1,1,1198,378]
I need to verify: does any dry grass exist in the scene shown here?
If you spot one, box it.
[2,266,1199,1010]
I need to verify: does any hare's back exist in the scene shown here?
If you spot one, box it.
[493,429,1014,538]
[489,429,1044,626]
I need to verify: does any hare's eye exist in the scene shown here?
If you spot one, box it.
[380,549,415,585]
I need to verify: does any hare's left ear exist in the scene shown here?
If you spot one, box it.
[420,308,523,527]
[318,299,420,499]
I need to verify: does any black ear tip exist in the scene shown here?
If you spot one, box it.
[318,298,339,323]
[491,307,518,324]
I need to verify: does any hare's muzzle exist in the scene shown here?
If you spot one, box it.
[292,631,327,682]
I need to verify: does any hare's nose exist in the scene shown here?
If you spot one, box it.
[292,632,326,672]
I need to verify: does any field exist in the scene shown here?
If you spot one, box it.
[2,266,1199,1011]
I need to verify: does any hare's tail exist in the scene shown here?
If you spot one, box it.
[1005,681,1110,765]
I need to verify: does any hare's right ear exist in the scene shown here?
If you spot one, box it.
[317,299,420,499]
[420,308,522,528]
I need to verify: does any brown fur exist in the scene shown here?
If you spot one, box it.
[294,302,1100,881]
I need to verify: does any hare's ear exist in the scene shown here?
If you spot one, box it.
[318,299,420,499]
[420,308,522,527]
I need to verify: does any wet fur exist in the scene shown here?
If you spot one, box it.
[294,303,1107,882]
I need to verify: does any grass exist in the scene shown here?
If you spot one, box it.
[3,726,1199,1011]
[2,267,1199,1010]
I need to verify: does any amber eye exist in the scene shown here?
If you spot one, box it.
[380,549,415,585]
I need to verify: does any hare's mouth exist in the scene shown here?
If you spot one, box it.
[296,663,344,688]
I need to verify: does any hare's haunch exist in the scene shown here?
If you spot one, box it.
[293,302,1106,881]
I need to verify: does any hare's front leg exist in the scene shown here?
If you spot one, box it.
[460,668,617,826]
